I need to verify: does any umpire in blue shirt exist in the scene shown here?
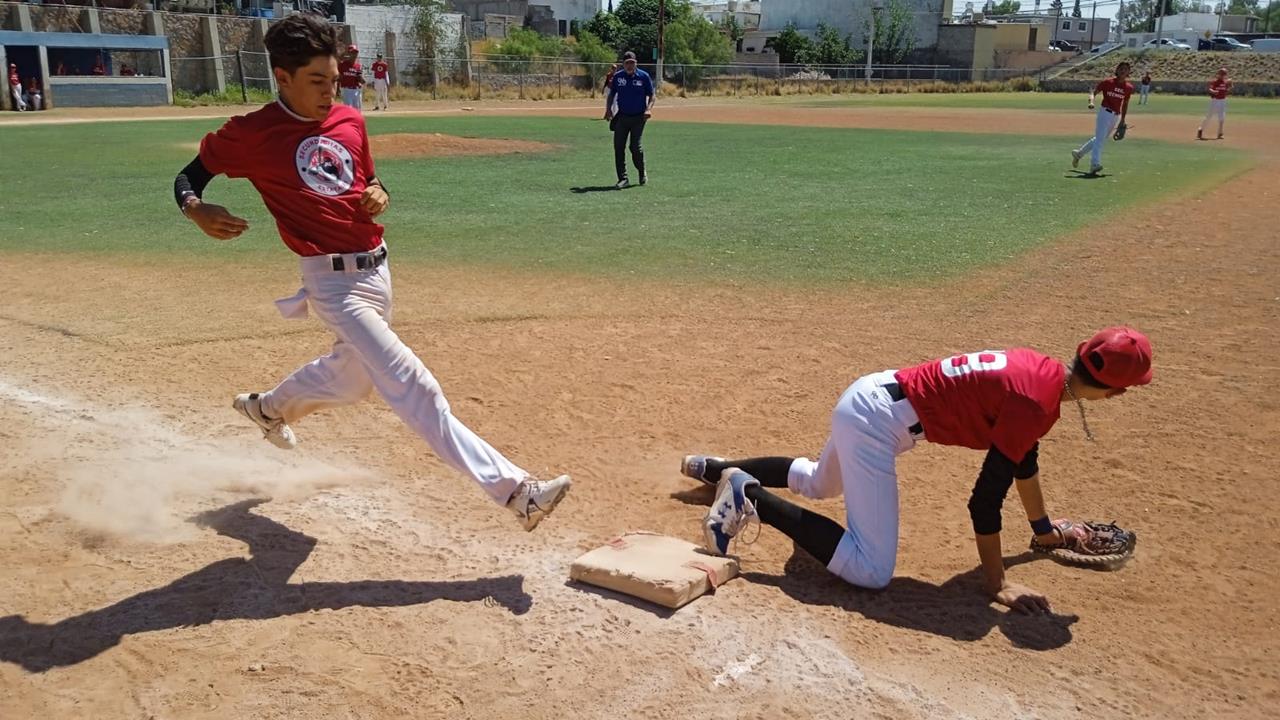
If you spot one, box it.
[605,51,655,189]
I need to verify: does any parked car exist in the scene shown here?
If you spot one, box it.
[1211,36,1253,51]
[1145,38,1193,51]
[1049,40,1081,52]
[1252,38,1280,53]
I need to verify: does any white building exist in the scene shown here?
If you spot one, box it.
[693,0,952,57]
[1117,11,1260,49]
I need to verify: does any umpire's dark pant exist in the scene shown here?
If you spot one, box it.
[612,113,647,181]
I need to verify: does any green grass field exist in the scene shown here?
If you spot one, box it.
[801,92,1280,118]
[0,113,1249,282]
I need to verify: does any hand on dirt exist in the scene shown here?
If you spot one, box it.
[187,201,248,240]
[995,582,1052,615]
[361,184,389,217]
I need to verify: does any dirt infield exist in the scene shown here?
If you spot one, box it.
[2,100,1278,720]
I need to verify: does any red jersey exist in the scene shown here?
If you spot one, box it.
[372,60,388,80]
[895,348,1065,463]
[8,69,18,87]
[1094,77,1133,114]
[1209,77,1231,100]
[339,61,364,89]
[199,101,383,257]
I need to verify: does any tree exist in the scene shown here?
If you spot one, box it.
[767,22,813,64]
[406,0,449,86]
[718,14,745,45]
[1050,0,1064,15]
[1072,0,1083,16]
[665,15,733,81]
[492,27,565,73]
[798,22,862,66]
[1223,0,1260,13]
[1117,0,1156,31]
[867,0,916,64]
[990,0,1022,14]
[585,11,626,51]
[573,30,617,94]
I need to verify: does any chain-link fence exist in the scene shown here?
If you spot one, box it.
[166,52,1053,102]
[353,54,1056,101]
[169,50,273,98]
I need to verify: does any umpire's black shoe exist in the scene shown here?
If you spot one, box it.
[639,172,647,185]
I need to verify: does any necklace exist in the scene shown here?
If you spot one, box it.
[1064,376,1095,442]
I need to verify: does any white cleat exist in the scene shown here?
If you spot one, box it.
[232,393,297,450]
[615,178,630,189]
[1071,149,1082,169]
[506,475,571,531]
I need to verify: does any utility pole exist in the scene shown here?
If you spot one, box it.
[866,0,882,88]
[1090,1,1097,50]
[1155,0,1165,47]
[657,0,665,89]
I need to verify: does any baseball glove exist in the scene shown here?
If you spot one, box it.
[1112,122,1129,141]
[1030,519,1136,569]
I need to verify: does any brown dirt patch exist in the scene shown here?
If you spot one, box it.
[1,100,1278,719]
[368,132,556,158]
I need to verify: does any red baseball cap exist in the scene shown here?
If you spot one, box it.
[347,44,359,53]
[1077,327,1153,388]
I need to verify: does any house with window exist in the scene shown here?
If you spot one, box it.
[982,10,1109,50]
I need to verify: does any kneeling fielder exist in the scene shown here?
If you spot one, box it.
[682,327,1152,613]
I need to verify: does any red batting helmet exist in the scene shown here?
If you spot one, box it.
[347,44,359,54]
[1077,327,1153,388]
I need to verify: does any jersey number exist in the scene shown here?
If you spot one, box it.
[940,351,1007,378]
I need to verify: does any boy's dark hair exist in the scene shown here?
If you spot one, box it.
[1072,353,1113,390]
[1115,61,1132,74]
[264,14,341,73]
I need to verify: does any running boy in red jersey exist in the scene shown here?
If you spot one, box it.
[681,327,1153,613]
[1071,61,1134,176]
[171,14,570,531]
[1197,67,1232,141]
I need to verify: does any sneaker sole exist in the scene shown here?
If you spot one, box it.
[522,478,571,532]
[232,394,297,450]
[680,455,724,486]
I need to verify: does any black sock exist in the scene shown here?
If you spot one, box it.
[703,456,793,487]
[744,485,843,566]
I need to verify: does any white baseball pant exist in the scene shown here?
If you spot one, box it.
[341,87,362,110]
[259,247,527,505]
[10,83,27,111]
[784,369,922,589]
[1076,106,1120,169]
[374,77,389,109]
[1200,98,1226,135]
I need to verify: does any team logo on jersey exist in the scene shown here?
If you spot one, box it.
[295,136,354,196]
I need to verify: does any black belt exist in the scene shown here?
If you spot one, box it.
[883,382,925,437]
[331,245,387,272]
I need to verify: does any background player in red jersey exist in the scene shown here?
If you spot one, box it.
[1071,61,1133,176]
[371,52,390,111]
[170,14,570,532]
[1198,67,1232,141]
[338,43,364,112]
[681,327,1153,613]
